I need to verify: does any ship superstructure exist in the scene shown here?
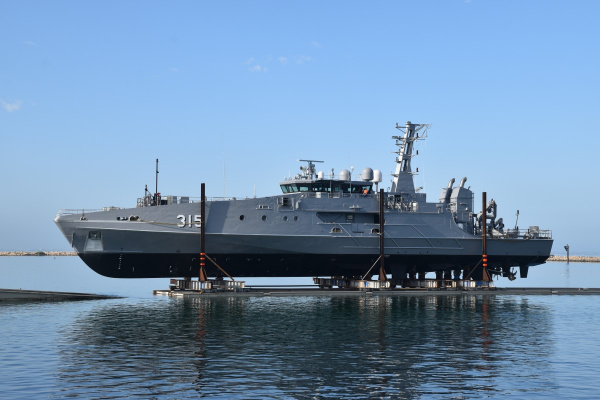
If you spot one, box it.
[54,121,553,281]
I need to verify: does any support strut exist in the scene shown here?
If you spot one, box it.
[199,183,207,282]
[481,192,491,282]
[378,188,387,281]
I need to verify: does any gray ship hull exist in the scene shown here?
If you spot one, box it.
[55,195,552,280]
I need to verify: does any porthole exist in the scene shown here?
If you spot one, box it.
[239,215,245,221]
[371,228,380,234]
[262,215,267,221]
[283,216,288,221]
[293,216,299,221]
[331,227,342,233]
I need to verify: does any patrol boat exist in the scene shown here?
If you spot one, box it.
[54,121,553,281]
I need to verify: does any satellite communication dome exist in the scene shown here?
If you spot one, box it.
[372,170,382,183]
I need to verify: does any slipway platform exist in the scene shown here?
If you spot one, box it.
[153,286,600,298]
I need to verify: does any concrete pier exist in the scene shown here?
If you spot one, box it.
[0,288,120,302]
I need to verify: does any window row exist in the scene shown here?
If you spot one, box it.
[239,215,299,222]
[280,181,372,194]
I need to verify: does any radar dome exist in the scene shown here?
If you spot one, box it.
[361,167,373,181]
[339,169,351,181]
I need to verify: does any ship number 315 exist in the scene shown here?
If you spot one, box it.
[177,215,201,228]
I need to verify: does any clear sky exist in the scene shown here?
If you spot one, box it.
[1,1,599,255]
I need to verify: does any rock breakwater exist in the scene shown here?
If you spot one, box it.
[0,251,77,256]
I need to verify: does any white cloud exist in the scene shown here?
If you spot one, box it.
[295,55,312,64]
[248,54,306,72]
[24,41,37,46]
[246,58,269,71]
[1,99,22,112]
[311,41,322,48]
[169,67,179,72]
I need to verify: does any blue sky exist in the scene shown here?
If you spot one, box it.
[1,1,599,254]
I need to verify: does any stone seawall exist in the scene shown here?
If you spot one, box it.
[548,256,600,263]
[0,251,77,256]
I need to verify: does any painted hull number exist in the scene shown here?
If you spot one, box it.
[177,215,202,228]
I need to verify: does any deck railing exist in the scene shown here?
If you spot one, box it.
[136,195,239,207]
[56,209,105,217]
[479,227,553,240]
[299,192,375,199]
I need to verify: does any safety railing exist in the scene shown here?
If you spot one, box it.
[136,195,240,207]
[477,227,552,240]
[56,209,104,217]
[299,192,376,199]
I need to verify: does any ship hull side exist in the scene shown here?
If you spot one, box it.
[56,199,553,279]
[77,237,553,278]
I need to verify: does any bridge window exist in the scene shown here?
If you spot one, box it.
[280,181,371,194]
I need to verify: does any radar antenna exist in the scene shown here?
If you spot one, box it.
[296,159,324,180]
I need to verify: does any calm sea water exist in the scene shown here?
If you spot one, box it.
[1,257,600,399]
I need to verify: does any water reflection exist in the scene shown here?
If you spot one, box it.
[55,295,555,399]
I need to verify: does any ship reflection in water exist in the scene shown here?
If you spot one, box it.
[55,295,556,399]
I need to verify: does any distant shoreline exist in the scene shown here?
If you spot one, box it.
[0,252,598,262]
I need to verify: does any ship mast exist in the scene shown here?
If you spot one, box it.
[390,121,429,194]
